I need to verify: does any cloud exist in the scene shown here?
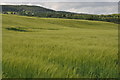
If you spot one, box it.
[37,2,118,14]
[66,6,118,14]
[1,0,120,2]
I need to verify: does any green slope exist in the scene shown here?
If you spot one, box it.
[2,14,118,78]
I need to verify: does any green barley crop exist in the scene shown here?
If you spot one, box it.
[2,14,118,78]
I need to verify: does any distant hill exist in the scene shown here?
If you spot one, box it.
[2,5,120,24]
[2,5,55,13]
[2,5,78,15]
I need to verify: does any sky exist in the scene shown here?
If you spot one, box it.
[1,0,120,2]
[0,0,119,14]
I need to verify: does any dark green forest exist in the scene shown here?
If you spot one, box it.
[2,5,120,24]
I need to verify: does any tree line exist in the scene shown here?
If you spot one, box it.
[2,5,120,24]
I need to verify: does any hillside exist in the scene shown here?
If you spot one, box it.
[2,14,118,78]
[2,5,75,17]
[2,5,55,13]
[2,5,119,24]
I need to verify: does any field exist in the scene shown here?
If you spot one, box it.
[2,14,118,78]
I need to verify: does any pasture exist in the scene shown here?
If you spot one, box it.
[2,14,118,78]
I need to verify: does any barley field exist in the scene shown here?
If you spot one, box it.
[2,14,118,78]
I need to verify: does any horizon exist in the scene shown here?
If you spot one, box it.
[0,2,118,15]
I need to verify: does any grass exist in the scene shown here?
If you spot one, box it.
[2,14,118,78]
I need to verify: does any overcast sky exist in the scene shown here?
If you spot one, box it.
[0,0,119,14]
[1,0,120,2]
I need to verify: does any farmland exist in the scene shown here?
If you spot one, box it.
[2,14,118,78]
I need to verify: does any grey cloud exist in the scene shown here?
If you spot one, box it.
[37,2,118,14]
[2,0,120,2]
